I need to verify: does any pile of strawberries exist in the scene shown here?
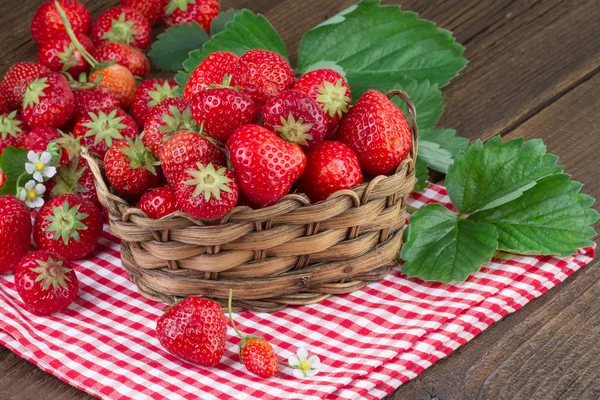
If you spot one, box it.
[0,0,412,379]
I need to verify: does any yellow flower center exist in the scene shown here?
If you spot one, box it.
[35,161,45,171]
[27,189,37,200]
[299,360,311,372]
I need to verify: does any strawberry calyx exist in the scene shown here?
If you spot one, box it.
[315,79,351,119]
[274,114,314,146]
[44,200,89,245]
[50,160,86,198]
[0,111,23,140]
[54,1,100,69]
[23,77,50,108]
[30,256,73,291]
[147,82,178,109]
[67,73,98,89]
[102,13,138,46]
[158,105,198,140]
[165,0,196,15]
[120,137,159,175]
[227,288,263,354]
[184,162,232,201]
[57,43,79,72]
[55,132,82,162]
[207,75,242,91]
[82,109,127,148]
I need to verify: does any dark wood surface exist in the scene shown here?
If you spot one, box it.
[1,0,599,399]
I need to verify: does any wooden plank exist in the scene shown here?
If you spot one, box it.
[388,71,600,400]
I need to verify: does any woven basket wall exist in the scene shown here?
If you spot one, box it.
[82,90,418,312]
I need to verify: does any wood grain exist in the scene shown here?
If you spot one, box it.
[0,0,598,399]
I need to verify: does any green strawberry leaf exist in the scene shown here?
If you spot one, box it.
[413,158,430,192]
[400,204,499,283]
[175,10,288,88]
[149,22,209,71]
[0,146,30,196]
[418,140,454,174]
[420,128,469,158]
[297,0,466,88]
[470,174,600,256]
[446,137,564,214]
[211,9,240,36]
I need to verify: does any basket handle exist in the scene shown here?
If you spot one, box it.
[386,90,418,171]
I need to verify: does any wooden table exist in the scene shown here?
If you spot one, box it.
[1,0,599,398]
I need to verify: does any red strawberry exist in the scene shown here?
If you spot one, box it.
[138,187,179,219]
[175,163,238,219]
[90,64,137,110]
[22,71,75,129]
[233,50,295,105]
[337,90,412,176]
[121,0,169,25]
[66,85,120,129]
[0,62,50,111]
[30,0,92,46]
[94,42,150,78]
[104,137,161,196]
[73,108,139,159]
[34,194,103,261]
[294,69,351,135]
[132,79,178,127]
[159,130,225,185]
[226,125,306,208]
[0,169,5,189]
[227,290,278,378]
[0,111,29,155]
[92,6,152,51]
[183,52,239,102]
[15,250,79,315]
[23,127,60,152]
[0,97,8,115]
[190,82,257,143]
[0,195,32,275]
[262,90,327,149]
[50,157,99,208]
[163,0,220,31]
[143,97,197,156]
[38,32,95,78]
[296,141,363,202]
[156,296,227,367]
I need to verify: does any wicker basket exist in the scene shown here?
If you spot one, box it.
[82,90,418,312]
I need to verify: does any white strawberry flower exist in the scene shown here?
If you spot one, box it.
[25,151,56,182]
[288,347,321,379]
[19,180,46,209]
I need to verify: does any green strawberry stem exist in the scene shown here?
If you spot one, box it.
[228,289,245,340]
[54,1,99,68]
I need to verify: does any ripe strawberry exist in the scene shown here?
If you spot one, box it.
[233,50,295,105]
[0,97,8,115]
[0,111,29,155]
[159,130,225,185]
[337,90,412,176]
[227,290,278,378]
[0,195,32,275]
[143,97,197,156]
[104,137,161,196]
[14,251,79,315]
[94,42,150,78]
[92,6,152,51]
[90,64,137,110]
[163,0,220,31]
[226,125,306,208]
[38,33,95,78]
[156,296,227,367]
[190,82,257,143]
[30,0,92,46]
[66,85,120,129]
[294,69,351,135]
[0,62,50,111]
[175,163,238,220]
[183,52,239,102]
[132,79,178,127]
[262,90,327,149]
[23,127,60,152]
[121,0,169,25]
[50,157,99,208]
[22,72,75,129]
[138,187,179,219]
[73,108,139,159]
[296,141,363,202]
[34,194,103,261]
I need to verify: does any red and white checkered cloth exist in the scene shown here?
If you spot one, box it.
[0,184,595,400]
